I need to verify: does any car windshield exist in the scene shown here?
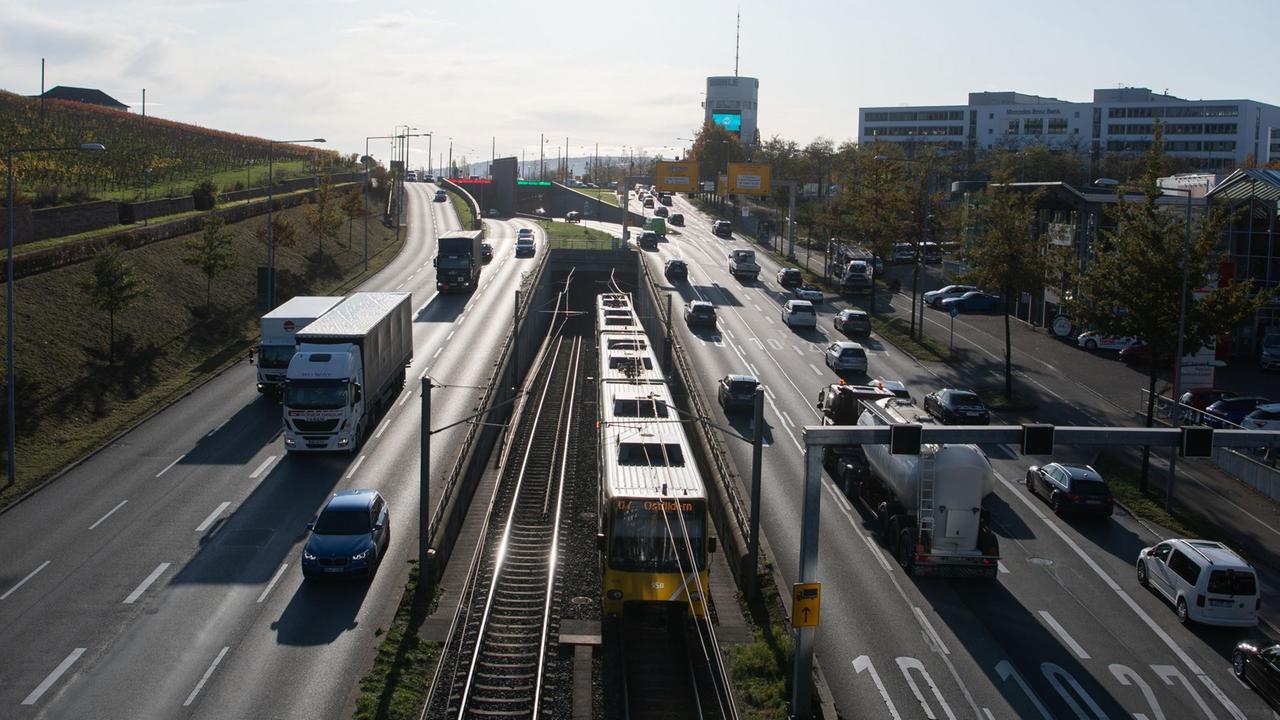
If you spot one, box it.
[438,254,471,268]
[313,506,371,535]
[285,380,348,409]
[1207,569,1257,595]
[791,305,814,314]
[949,392,982,408]
[610,499,706,572]
[258,344,296,369]
[728,380,757,394]
[842,348,866,359]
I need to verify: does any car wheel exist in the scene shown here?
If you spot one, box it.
[1136,560,1148,587]
[1176,597,1190,624]
[897,529,915,572]
[1233,650,1247,680]
[1085,339,1098,350]
[1025,475,1036,497]
[1050,493,1062,515]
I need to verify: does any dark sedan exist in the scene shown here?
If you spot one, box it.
[685,301,717,328]
[1118,342,1169,366]
[302,489,390,580]
[938,291,1002,313]
[1025,463,1114,517]
[924,389,990,425]
[664,259,688,282]
[1234,640,1280,708]
[1180,387,1236,411]
[777,267,803,289]
[1204,395,1271,427]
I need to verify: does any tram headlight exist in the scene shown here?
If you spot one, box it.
[607,589,623,600]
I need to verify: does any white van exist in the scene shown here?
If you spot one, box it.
[1136,538,1259,626]
[782,300,817,328]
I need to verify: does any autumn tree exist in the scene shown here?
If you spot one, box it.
[183,212,237,311]
[1068,125,1270,491]
[341,187,364,250]
[255,214,298,249]
[305,177,343,254]
[80,243,148,366]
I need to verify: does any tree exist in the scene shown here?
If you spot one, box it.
[340,187,364,250]
[305,177,343,254]
[1068,125,1270,491]
[255,214,297,249]
[183,212,237,311]
[688,121,746,186]
[80,243,148,367]
[960,181,1053,401]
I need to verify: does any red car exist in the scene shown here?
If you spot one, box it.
[1118,343,1168,366]
[1180,387,1237,411]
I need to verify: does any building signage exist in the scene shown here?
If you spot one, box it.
[1048,223,1075,247]
[655,161,699,192]
[1005,108,1063,115]
[728,162,771,195]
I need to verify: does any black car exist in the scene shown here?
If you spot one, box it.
[1204,395,1271,427]
[685,301,717,328]
[924,389,990,425]
[654,205,669,218]
[717,374,759,412]
[777,267,803,289]
[637,231,660,250]
[712,220,733,238]
[565,211,581,223]
[1234,640,1280,707]
[1025,462,1114,517]
[835,308,871,337]
[480,242,493,262]
[664,259,688,282]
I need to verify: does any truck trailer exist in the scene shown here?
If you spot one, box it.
[817,383,1000,577]
[255,296,344,395]
[282,292,413,452]
[435,230,484,292]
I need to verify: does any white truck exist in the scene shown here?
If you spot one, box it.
[817,383,1000,577]
[728,248,760,281]
[282,292,413,452]
[255,296,344,395]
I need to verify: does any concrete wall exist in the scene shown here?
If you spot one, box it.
[0,206,34,246]
[122,196,196,224]
[31,201,118,241]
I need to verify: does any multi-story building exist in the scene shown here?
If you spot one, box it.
[860,88,1280,171]
[704,76,759,146]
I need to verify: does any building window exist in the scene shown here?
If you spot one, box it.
[1074,111,1080,118]
[1024,118,1044,134]
[1048,118,1067,134]
[1204,123,1238,135]
[865,112,888,122]
[989,113,994,119]
[1008,120,1019,134]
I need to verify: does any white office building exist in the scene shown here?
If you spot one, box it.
[704,76,759,146]
[860,87,1280,171]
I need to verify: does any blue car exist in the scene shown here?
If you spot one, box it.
[939,291,1002,313]
[1203,396,1271,428]
[302,489,390,580]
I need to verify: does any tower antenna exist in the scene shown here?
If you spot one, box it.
[734,9,740,77]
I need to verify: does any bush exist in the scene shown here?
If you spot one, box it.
[192,178,219,210]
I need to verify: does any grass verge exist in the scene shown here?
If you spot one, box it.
[447,188,476,229]
[1092,453,1211,542]
[354,564,442,720]
[91,160,315,202]
[541,221,616,249]
[870,315,951,363]
[732,560,795,719]
[576,188,620,206]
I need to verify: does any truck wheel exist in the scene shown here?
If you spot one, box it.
[897,530,915,572]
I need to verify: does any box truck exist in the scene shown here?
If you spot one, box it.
[435,230,484,292]
[282,292,413,452]
[254,296,344,395]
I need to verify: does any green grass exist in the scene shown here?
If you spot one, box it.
[354,565,442,720]
[93,160,316,202]
[870,315,952,363]
[0,196,403,509]
[447,187,476,229]
[732,560,795,719]
[540,221,616,249]
[1092,454,1210,539]
[575,188,620,206]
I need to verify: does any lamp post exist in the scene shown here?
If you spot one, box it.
[266,137,325,311]
[7,142,105,486]
[143,167,153,227]
[394,128,425,245]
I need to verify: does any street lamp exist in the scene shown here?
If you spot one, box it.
[266,137,325,311]
[6,142,105,486]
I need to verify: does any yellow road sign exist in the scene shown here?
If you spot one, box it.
[655,161,699,192]
[729,162,771,195]
[792,582,821,628]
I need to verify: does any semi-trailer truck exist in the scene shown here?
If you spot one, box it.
[254,296,344,395]
[435,230,484,292]
[817,382,1000,577]
[282,292,413,452]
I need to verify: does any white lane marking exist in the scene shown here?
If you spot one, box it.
[764,316,775,325]
[809,363,823,376]
[257,563,288,603]
[123,562,171,604]
[792,346,805,356]
[1042,662,1108,719]
[898,656,959,720]
[723,328,735,339]
[183,646,230,707]
[1110,664,1165,720]
[446,330,455,341]
[22,647,86,705]
[1037,610,1090,659]
[996,660,1053,719]
[395,282,404,290]
[397,389,411,407]
[346,455,366,479]
[764,394,804,452]
[89,500,128,530]
[432,347,443,360]
[913,607,951,655]
[195,501,231,532]
[826,484,894,573]
[997,561,1009,574]
[982,711,996,720]
[753,303,762,312]
[1,560,51,600]
[994,471,1245,720]
[248,455,278,479]
[852,656,903,720]
[155,454,186,477]
[375,414,394,439]
[748,363,760,377]
[781,411,795,428]
[205,418,230,437]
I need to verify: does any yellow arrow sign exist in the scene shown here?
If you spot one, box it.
[792,582,821,628]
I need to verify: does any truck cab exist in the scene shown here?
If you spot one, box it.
[728,249,760,281]
[283,348,364,451]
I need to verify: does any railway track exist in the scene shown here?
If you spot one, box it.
[616,606,737,720]
[425,325,584,719]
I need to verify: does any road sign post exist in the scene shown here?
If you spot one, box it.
[792,582,821,628]
[950,304,958,349]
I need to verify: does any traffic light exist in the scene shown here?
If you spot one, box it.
[1021,424,1055,456]
[890,424,922,455]
[1180,427,1214,458]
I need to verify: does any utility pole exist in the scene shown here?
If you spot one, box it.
[746,386,764,601]
[420,375,432,586]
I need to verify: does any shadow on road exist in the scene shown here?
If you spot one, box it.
[270,575,372,646]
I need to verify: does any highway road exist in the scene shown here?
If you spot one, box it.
[607,191,1277,718]
[0,183,538,719]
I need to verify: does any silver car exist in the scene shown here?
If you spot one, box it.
[825,341,868,373]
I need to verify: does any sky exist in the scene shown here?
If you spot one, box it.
[3,0,1277,168]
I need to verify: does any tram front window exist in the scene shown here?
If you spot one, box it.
[609,499,706,572]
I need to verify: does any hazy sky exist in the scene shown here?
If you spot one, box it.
[3,0,1276,167]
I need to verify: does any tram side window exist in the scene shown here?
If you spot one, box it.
[618,442,685,466]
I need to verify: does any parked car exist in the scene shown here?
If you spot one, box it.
[654,205,669,218]
[669,213,684,226]
[717,374,759,412]
[1241,403,1280,431]
[923,389,990,425]
[1204,396,1272,427]
[938,291,1002,313]
[923,284,979,308]
[792,283,824,304]
[835,308,871,337]
[1180,387,1237,411]
[637,231,660,250]
[565,211,581,223]
[664,259,688,282]
[1076,332,1137,351]
[685,301,717,328]
[1137,538,1259,626]
[712,220,733,238]
[781,299,817,328]
[1233,639,1280,706]
[302,489,391,580]
[1118,342,1168,366]
[777,268,803,289]
[825,341,868,373]
[480,242,493,262]
[1025,463,1114,517]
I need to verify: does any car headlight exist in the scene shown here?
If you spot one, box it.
[284,438,296,447]
[352,548,370,561]
[337,437,350,446]
[303,550,316,561]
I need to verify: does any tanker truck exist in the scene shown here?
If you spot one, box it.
[817,383,1000,578]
